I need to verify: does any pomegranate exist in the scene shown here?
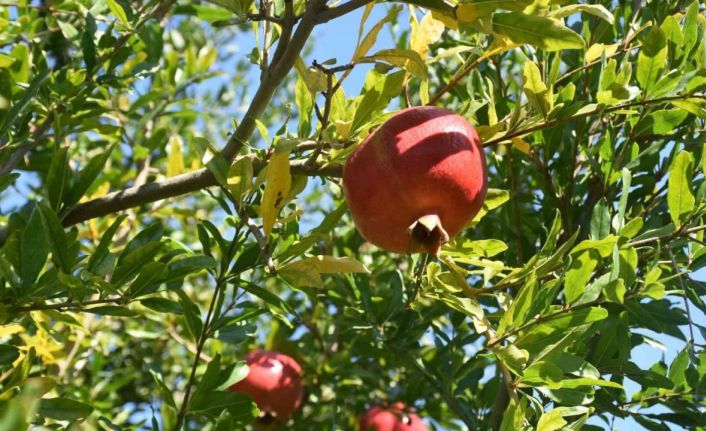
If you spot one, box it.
[359,403,429,431]
[228,350,303,423]
[343,106,487,256]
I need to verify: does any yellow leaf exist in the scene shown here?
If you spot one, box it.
[523,61,553,119]
[511,137,531,155]
[420,79,430,105]
[410,12,445,58]
[359,49,428,80]
[0,323,24,338]
[279,256,369,288]
[585,43,619,63]
[334,120,352,139]
[294,57,327,93]
[431,9,458,29]
[167,134,185,177]
[354,6,401,60]
[537,409,567,431]
[19,332,62,364]
[227,157,253,201]
[260,150,292,239]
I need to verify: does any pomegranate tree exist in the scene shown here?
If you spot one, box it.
[359,403,428,431]
[228,350,304,423]
[343,106,487,256]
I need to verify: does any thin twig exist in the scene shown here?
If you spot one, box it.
[667,248,696,348]
[620,391,691,408]
[0,113,54,176]
[428,54,489,106]
[11,297,124,313]
[483,93,706,148]
[269,0,294,67]
[628,225,706,248]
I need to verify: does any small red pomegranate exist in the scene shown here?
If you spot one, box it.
[359,403,429,431]
[228,350,303,423]
[343,106,487,256]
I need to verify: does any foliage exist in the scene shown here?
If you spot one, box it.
[1,0,706,430]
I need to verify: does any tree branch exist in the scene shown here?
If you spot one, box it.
[483,93,706,148]
[315,0,374,23]
[57,0,330,230]
[61,159,341,226]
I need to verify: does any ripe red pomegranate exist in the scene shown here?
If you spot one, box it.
[343,106,487,256]
[228,350,303,423]
[359,403,428,431]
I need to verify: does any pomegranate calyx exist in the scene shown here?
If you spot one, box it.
[407,214,449,256]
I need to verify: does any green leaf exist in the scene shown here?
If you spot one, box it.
[174,5,234,22]
[190,390,258,424]
[64,144,116,209]
[456,0,531,23]
[45,146,70,211]
[358,49,428,80]
[149,369,176,408]
[141,297,183,315]
[87,215,127,276]
[537,409,567,431]
[590,199,610,240]
[571,236,617,259]
[667,151,695,227]
[0,54,15,69]
[494,344,529,375]
[0,345,19,365]
[548,4,614,25]
[37,202,73,273]
[497,274,539,337]
[565,251,599,304]
[650,109,688,134]
[112,242,163,287]
[294,74,313,137]
[523,61,552,118]
[191,354,224,407]
[636,26,667,94]
[117,223,163,264]
[668,347,690,389]
[206,152,230,188]
[350,70,405,133]
[177,290,203,341]
[492,12,585,51]
[444,238,507,258]
[471,188,509,223]
[227,157,253,204]
[499,396,526,431]
[603,278,626,303]
[165,255,217,282]
[0,68,50,140]
[81,14,97,73]
[106,0,130,27]
[38,397,93,421]
[127,262,168,298]
[19,207,48,290]
[682,1,699,57]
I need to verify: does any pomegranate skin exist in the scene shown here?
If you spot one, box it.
[228,350,304,421]
[359,403,429,431]
[343,106,487,255]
